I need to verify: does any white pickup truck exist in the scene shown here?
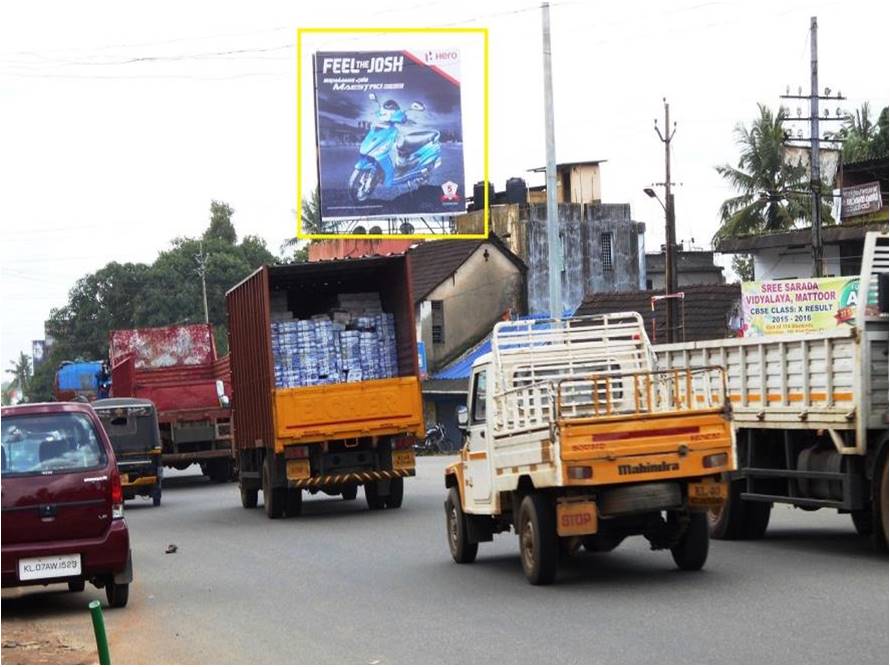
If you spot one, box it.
[444,312,735,584]
[654,231,888,550]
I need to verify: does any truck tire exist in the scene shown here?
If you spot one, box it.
[208,459,233,483]
[873,450,888,552]
[445,487,477,564]
[285,489,303,517]
[709,479,770,540]
[152,486,162,507]
[106,581,129,608]
[671,512,709,571]
[262,458,284,519]
[365,482,386,510]
[385,477,404,509]
[517,494,558,585]
[240,484,258,509]
[341,484,358,501]
[67,579,85,593]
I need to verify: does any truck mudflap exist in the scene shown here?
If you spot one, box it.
[286,467,416,488]
[273,376,424,448]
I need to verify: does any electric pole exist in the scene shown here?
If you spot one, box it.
[542,1,562,319]
[780,16,846,278]
[195,241,210,324]
[654,98,678,342]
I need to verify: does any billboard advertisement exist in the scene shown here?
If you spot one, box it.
[740,276,878,337]
[313,49,465,224]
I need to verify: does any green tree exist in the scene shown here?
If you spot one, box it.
[841,103,889,161]
[731,254,755,282]
[204,200,237,245]
[282,187,321,262]
[5,352,32,403]
[714,104,831,243]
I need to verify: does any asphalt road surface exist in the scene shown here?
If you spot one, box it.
[3,458,887,664]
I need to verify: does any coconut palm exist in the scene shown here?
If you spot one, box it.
[713,104,819,242]
[5,352,32,403]
[282,187,322,260]
[841,103,889,161]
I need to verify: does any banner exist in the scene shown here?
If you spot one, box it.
[741,276,877,336]
[313,49,465,225]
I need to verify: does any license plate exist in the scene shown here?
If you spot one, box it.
[557,501,598,537]
[393,450,415,469]
[18,554,81,581]
[688,480,727,506]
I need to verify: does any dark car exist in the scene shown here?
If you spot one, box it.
[1,402,132,607]
[93,398,163,507]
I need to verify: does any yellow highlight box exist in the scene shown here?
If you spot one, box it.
[296,27,489,241]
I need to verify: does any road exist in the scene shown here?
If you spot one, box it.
[3,458,888,664]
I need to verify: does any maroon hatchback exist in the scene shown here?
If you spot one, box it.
[1,402,132,607]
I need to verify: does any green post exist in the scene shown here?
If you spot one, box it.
[89,600,111,665]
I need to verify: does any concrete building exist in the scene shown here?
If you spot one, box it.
[645,249,725,290]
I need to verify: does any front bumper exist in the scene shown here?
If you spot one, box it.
[2,519,130,587]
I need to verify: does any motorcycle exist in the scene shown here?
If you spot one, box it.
[348,92,442,203]
[417,422,453,455]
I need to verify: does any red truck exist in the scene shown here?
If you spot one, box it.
[109,324,235,482]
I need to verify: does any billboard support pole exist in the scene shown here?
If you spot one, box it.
[542,2,562,319]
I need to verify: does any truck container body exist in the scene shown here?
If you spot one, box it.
[226,256,423,519]
[653,231,889,549]
[109,324,234,481]
[53,360,103,401]
[444,312,735,584]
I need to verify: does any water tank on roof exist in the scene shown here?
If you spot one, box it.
[505,177,528,204]
[472,181,495,211]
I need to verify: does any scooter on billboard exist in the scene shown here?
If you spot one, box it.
[348,92,442,203]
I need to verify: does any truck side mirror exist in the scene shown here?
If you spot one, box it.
[456,405,468,431]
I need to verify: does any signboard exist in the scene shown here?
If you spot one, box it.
[741,276,878,337]
[417,340,428,380]
[313,49,465,225]
[841,181,883,219]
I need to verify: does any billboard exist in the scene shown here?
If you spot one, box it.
[313,49,465,225]
[740,276,878,337]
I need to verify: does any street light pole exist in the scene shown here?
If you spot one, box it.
[654,99,678,342]
[542,1,562,319]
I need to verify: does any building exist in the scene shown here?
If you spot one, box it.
[645,249,725,290]
[575,284,743,344]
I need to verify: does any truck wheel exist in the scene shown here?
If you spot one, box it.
[285,489,303,517]
[365,482,386,510]
[341,484,358,501]
[445,487,477,563]
[873,451,888,552]
[106,581,129,608]
[67,579,85,593]
[742,501,771,539]
[708,478,744,539]
[209,459,233,483]
[517,494,558,585]
[240,484,258,509]
[671,512,709,571]
[262,458,284,519]
[385,477,404,509]
[152,486,162,507]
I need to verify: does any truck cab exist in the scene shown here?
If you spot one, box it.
[444,313,736,584]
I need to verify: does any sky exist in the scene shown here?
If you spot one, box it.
[2,0,888,381]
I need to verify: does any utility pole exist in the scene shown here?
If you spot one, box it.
[654,98,678,342]
[780,16,845,278]
[195,241,210,324]
[542,1,562,319]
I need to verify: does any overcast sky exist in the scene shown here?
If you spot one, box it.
[2,0,888,380]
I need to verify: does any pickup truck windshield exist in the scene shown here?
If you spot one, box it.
[1,413,107,477]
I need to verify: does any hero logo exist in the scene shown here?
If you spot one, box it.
[424,50,459,65]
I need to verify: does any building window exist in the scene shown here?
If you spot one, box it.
[646,279,653,290]
[601,233,613,272]
[431,300,445,344]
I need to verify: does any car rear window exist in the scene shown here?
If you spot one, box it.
[1,413,107,477]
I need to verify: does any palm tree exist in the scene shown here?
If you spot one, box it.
[282,187,322,260]
[841,103,888,161]
[714,104,816,242]
[5,352,32,403]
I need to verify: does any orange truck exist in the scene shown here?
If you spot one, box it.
[444,313,735,584]
[225,256,423,518]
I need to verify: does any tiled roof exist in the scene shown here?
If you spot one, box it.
[407,235,526,303]
[574,284,742,343]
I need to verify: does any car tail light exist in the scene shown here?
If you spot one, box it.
[568,466,593,480]
[110,468,124,519]
[703,452,728,468]
[285,446,309,460]
[392,435,416,450]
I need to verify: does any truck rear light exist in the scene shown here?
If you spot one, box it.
[392,435,416,450]
[703,453,728,468]
[110,468,124,519]
[285,446,309,460]
[568,466,593,480]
